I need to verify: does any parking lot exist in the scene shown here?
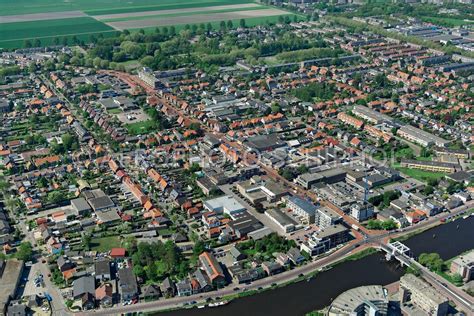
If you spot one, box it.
[23,263,48,296]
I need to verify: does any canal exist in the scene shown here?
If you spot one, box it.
[161,215,474,316]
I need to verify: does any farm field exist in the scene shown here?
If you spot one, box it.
[95,3,263,22]
[0,17,114,41]
[0,0,296,49]
[0,17,116,49]
[106,8,290,31]
[0,0,253,16]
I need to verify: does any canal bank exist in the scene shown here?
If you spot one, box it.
[157,215,474,316]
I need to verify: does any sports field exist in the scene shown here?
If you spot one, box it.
[0,0,295,49]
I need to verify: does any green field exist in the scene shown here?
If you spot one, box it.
[395,166,446,182]
[0,17,115,48]
[125,119,159,135]
[0,0,297,49]
[0,17,113,41]
[0,0,253,16]
[422,16,474,27]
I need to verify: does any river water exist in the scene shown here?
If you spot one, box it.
[161,216,474,316]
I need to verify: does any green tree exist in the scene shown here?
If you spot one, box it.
[419,253,445,273]
[424,185,434,195]
[406,263,421,277]
[81,233,92,251]
[16,242,33,261]
[23,40,32,48]
[220,21,226,32]
[47,191,64,205]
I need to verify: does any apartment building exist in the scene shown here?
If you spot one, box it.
[353,105,393,124]
[399,274,449,316]
[300,224,349,256]
[400,159,459,173]
[337,112,364,130]
[397,125,450,147]
[285,196,318,224]
[450,250,474,282]
[315,207,342,229]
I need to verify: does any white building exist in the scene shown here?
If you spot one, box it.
[203,196,246,218]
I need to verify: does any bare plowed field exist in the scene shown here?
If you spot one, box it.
[0,10,87,23]
[94,3,261,21]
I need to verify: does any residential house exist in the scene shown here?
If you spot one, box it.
[118,268,138,302]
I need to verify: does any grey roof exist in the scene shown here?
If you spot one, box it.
[313,224,348,239]
[287,248,304,261]
[96,209,120,223]
[161,277,175,292]
[7,303,27,316]
[329,285,387,314]
[71,198,91,213]
[227,212,263,236]
[176,279,192,293]
[88,196,115,211]
[262,261,282,272]
[288,196,318,216]
[229,245,245,260]
[118,268,138,296]
[446,170,473,183]
[73,276,95,298]
[194,269,211,289]
[142,284,161,297]
[94,259,111,276]
[266,208,297,227]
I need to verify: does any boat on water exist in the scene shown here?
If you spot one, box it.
[209,301,229,307]
[197,305,206,309]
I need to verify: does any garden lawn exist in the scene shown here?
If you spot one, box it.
[395,166,446,182]
[90,236,122,252]
[125,119,159,135]
[107,108,123,114]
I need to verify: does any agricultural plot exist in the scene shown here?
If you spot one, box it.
[105,8,291,31]
[0,0,254,16]
[0,17,115,48]
[0,0,296,49]
[94,3,262,21]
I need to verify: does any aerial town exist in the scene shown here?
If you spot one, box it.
[0,0,473,316]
